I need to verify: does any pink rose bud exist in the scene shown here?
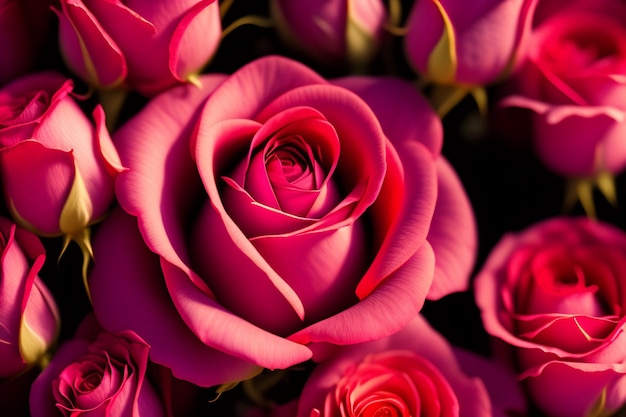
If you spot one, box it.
[54,0,222,96]
[500,0,626,213]
[30,315,165,417]
[0,0,53,86]
[475,217,626,417]
[0,71,124,277]
[404,0,537,114]
[270,0,387,70]
[0,216,60,378]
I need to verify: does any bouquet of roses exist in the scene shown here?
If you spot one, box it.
[2,1,626,417]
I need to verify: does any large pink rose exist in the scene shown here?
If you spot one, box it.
[54,0,221,95]
[295,315,526,417]
[501,0,626,178]
[0,216,59,379]
[89,55,476,387]
[474,217,626,417]
[30,315,164,417]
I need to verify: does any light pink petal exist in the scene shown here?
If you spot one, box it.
[426,157,477,299]
[191,55,327,150]
[89,208,262,386]
[92,105,125,176]
[169,0,221,82]
[55,1,127,88]
[0,141,75,235]
[332,76,443,156]
[114,74,226,295]
[289,242,435,348]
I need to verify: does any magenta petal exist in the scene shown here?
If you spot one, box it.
[89,208,262,386]
[0,141,74,235]
[356,140,437,298]
[289,242,435,347]
[426,157,477,300]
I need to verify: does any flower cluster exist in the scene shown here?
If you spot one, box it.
[2,1,626,417]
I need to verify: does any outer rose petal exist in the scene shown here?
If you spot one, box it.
[0,141,74,235]
[426,158,477,299]
[89,208,263,387]
[114,74,227,296]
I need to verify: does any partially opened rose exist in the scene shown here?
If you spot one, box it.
[55,0,222,96]
[89,55,476,387]
[295,315,526,417]
[474,217,626,417]
[30,315,165,417]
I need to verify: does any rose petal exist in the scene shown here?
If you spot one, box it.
[426,157,477,299]
[289,242,435,348]
[89,208,262,386]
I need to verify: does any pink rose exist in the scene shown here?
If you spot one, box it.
[0,216,59,378]
[55,0,221,96]
[296,315,526,417]
[88,55,476,387]
[474,217,626,417]
[0,71,123,253]
[501,0,626,178]
[0,0,53,86]
[30,315,164,417]
[270,0,387,70]
[404,0,537,87]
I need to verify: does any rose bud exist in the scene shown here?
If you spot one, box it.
[500,0,626,216]
[270,0,387,71]
[88,55,477,387]
[0,216,60,379]
[0,71,123,284]
[30,315,166,417]
[475,216,626,417]
[54,0,222,96]
[404,0,537,115]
